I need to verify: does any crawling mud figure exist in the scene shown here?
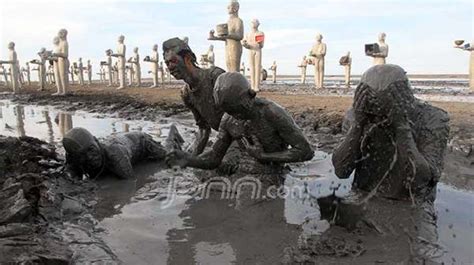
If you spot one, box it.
[166,72,314,197]
[63,125,183,179]
[163,37,225,155]
[291,64,450,264]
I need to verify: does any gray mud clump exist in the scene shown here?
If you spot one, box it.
[0,136,118,264]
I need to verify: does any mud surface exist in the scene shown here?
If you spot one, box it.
[0,136,118,264]
[0,83,473,264]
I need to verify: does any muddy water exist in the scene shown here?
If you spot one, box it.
[0,100,473,264]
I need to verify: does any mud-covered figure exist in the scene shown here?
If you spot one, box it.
[286,65,451,264]
[166,72,314,181]
[63,125,184,179]
[333,64,449,202]
[163,37,226,155]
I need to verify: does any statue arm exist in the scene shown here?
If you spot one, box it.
[332,111,364,179]
[395,110,449,190]
[187,126,233,169]
[181,87,211,155]
[255,106,314,163]
[320,44,327,56]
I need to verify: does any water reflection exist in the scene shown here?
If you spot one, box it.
[56,112,73,137]
[42,111,54,144]
[14,105,25,137]
[0,100,166,147]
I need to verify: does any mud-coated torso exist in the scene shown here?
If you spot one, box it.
[220,99,290,173]
[181,67,225,130]
[100,132,166,179]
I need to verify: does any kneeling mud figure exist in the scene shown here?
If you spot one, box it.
[333,64,450,202]
[166,72,314,198]
[305,64,450,264]
[63,125,184,179]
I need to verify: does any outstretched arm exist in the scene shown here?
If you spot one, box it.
[167,124,233,169]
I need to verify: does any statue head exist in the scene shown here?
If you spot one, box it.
[134,47,139,53]
[228,0,240,15]
[118,35,125,43]
[251,19,260,30]
[26,62,29,66]
[53,36,60,46]
[347,51,351,56]
[214,72,257,120]
[7,42,15,50]
[63,127,104,177]
[182,37,189,44]
[58,29,68,40]
[378,32,386,42]
[79,57,82,62]
[209,45,214,51]
[316,33,323,42]
[273,61,276,64]
[87,60,90,64]
[357,64,415,117]
[303,55,307,60]
[162,37,197,81]
[153,44,158,51]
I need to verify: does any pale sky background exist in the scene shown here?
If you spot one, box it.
[0,0,472,80]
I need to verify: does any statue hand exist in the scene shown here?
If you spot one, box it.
[353,86,374,125]
[241,136,263,159]
[387,89,410,128]
[165,149,189,168]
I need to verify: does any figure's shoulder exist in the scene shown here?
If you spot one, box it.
[180,84,192,102]
[258,98,289,120]
[219,113,234,129]
[207,66,226,83]
[208,66,225,77]
[417,101,450,131]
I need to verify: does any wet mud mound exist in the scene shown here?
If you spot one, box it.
[293,109,345,153]
[0,136,118,264]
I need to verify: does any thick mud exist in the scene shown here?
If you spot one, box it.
[0,136,118,264]
[0,86,472,264]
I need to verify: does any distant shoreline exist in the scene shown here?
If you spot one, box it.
[275,74,469,79]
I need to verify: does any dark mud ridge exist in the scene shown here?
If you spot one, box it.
[0,136,118,264]
[1,92,189,121]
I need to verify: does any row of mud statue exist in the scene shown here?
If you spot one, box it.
[2,1,472,94]
[61,36,451,263]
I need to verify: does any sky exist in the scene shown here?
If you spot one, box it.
[0,0,472,80]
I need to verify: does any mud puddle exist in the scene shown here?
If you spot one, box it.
[0,100,472,264]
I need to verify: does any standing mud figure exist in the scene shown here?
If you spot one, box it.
[166,72,314,202]
[329,64,449,264]
[208,0,244,72]
[63,125,184,179]
[163,37,226,155]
